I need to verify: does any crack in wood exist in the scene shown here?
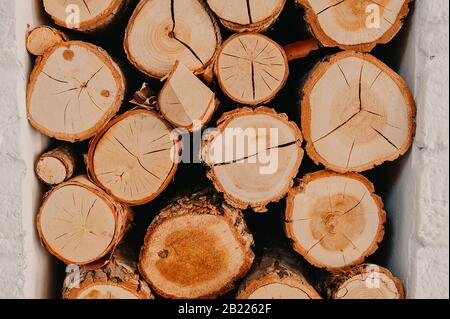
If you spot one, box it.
[246,0,253,24]
[317,0,346,15]
[371,126,399,150]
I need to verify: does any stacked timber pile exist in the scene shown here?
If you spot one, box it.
[27,0,415,299]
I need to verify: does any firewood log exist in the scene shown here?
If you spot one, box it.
[284,170,386,271]
[43,0,130,33]
[36,176,132,265]
[301,51,415,173]
[26,41,125,142]
[158,61,217,131]
[63,245,153,299]
[296,0,413,52]
[35,146,77,185]
[139,189,254,299]
[206,0,286,33]
[124,0,221,79]
[87,108,180,206]
[202,107,303,213]
[321,264,405,299]
[26,25,67,56]
[236,248,322,299]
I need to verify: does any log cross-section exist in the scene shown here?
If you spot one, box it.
[301,51,415,173]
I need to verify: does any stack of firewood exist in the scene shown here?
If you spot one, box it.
[28,0,414,299]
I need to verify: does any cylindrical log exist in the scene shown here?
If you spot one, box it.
[43,0,129,33]
[301,51,416,173]
[296,0,413,52]
[215,32,289,106]
[26,26,67,56]
[139,189,255,299]
[284,170,386,271]
[35,146,77,185]
[202,106,303,213]
[159,61,217,131]
[36,176,132,265]
[206,0,286,33]
[87,108,180,206]
[236,248,322,299]
[63,245,154,299]
[322,264,405,299]
[27,40,125,142]
[124,0,221,79]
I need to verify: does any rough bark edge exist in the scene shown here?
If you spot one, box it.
[35,146,76,185]
[86,108,180,206]
[214,32,289,106]
[26,40,125,142]
[202,106,303,213]
[44,0,129,33]
[319,263,405,299]
[296,0,413,52]
[210,0,286,33]
[138,189,255,299]
[301,51,416,173]
[236,247,322,299]
[63,245,154,299]
[124,0,222,79]
[284,170,386,272]
[36,176,133,266]
[158,60,218,131]
[26,26,68,56]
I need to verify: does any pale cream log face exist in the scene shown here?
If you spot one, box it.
[39,185,116,264]
[305,54,413,172]
[28,42,123,141]
[36,157,67,185]
[125,0,219,78]
[92,111,177,205]
[335,271,402,299]
[304,0,406,45]
[140,214,247,299]
[216,33,288,105]
[207,0,285,25]
[77,284,139,299]
[248,283,311,299]
[27,27,64,56]
[287,175,383,269]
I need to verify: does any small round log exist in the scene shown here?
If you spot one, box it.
[35,146,76,185]
[26,25,67,56]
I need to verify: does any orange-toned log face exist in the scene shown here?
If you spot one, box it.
[155,228,228,287]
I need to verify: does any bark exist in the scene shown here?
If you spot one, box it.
[320,263,405,299]
[296,0,413,52]
[285,170,386,271]
[202,106,304,213]
[206,0,286,33]
[139,189,254,299]
[124,0,221,79]
[87,108,180,206]
[27,40,125,142]
[36,176,133,265]
[301,51,416,173]
[35,146,77,185]
[63,245,153,299]
[236,247,322,299]
[26,25,67,56]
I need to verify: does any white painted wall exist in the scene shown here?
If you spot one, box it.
[0,0,448,298]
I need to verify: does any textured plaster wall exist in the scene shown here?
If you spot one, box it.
[0,0,448,299]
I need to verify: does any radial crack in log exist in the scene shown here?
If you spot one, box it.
[27,41,125,142]
[236,247,322,299]
[43,0,129,32]
[139,189,254,299]
[321,263,405,299]
[296,0,413,51]
[301,51,415,173]
[202,107,303,212]
[37,176,132,265]
[87,109,180,206]
[159,61,217,131]
[125,0,221,79]
[285,171,386,271]
[215,33,289,106]
[207,0,286,33]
